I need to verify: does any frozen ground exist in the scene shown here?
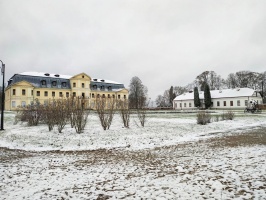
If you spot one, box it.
[0,111,266,199]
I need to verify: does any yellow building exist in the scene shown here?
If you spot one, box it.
[5,72,128,110]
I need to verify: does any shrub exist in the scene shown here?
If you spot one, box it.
[197,111,211,125]
[224,110,235,120]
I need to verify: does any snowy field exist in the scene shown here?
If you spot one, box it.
[0,111,266,199]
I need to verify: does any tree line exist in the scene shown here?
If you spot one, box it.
[156,70,266,107]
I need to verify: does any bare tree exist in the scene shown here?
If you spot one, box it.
[117,99,130,128]
[128,76,148,109]
[73,97,90,133]
[43,99,57,131]
[54,98,69,133]
[21,99,44,126]
[95,96,116,130]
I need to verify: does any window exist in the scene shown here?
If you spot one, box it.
[73,82,76,87]
[245,100,248,106]
[36,91,40,96]
[13,89,16,95]
[112,94,115,98]
[82,75,84,78]
[217,101,220,106]
[230,101,233,106]
[97,94,100,98]
[12,101,16,108]
[21,101,26,107]
[82,83,85,88]
[93,85,97,90]
[31,90,33,96]
[224,101,226,106]
[92,93,95,98]
[41,80,46,86]
[82,93,85,98]
[59,92,63,97]
[184,103,186,107]
[44,91,48,96]
[189,102,191,107]
[52,81,57,87]
[108,94,110,98]
[237,100,240,106]
[108,86,112,91]
[102,94,105,98]
[62,82,66,87]
[73,92,76,97]
[180,103,182,107]
[22,89,26,95]
[124,95,126,99]
[118,94,121,99]
[52,91,55,97]
[175,103,177,108]
[66,92,69,97]
[100,86,105,90]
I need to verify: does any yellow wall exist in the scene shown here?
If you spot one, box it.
[5,73,129,110]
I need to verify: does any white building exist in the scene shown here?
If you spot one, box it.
[173,88,263,110]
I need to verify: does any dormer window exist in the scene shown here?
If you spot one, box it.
[41,80,46,85]
[44,73,50,76]
[54,74,60,77]
[93,85,97,90]
[62,82,66,87]
[101,79,105,82]
[108,86,112,91]
[93,79,97,81]
[100,85,105,90]
[52,81,57,87]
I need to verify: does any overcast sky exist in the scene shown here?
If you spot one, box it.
[1,0,266,100]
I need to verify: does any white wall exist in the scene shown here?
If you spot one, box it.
[174,96,263,110]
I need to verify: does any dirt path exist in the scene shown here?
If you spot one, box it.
[0,128,265,199]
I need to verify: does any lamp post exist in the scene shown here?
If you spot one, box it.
[0,60,5,130]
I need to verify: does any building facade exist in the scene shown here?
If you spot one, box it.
[173,88,263,110]
[5,72,128,110]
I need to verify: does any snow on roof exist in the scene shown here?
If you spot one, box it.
[91,78,121,84]
[18,72,72,79]
[18,72,122,84]
[174,88,257,101]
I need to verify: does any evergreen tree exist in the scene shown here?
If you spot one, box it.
[169,86,176,107]
[194,87,201,108]
[204,84,212,109]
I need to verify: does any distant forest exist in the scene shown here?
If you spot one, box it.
[156,70,266,107]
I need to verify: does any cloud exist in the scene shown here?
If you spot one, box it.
[1,0,266,99]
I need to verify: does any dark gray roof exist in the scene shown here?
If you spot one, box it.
[7,74,71,89]
[7,73,126,91]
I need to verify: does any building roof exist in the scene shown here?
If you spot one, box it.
[7,72,125,91]
[174,88,260,101]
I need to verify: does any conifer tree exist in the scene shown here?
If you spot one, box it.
[194,87,201,108]
[204,84,212,109]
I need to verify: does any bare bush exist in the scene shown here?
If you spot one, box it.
[136,97,149,127]
[95,96,116,130]
[213,115,220,122]
[42,99,57,131]
[53,98,69,133]
[117,99,130,128]
[16,99,44,126]
[73,97,90,133]
[197,111,211,125]
[223,110,235,120]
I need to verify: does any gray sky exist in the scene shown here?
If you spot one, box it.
[1,0,266,100]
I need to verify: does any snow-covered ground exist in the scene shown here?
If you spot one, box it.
[0,111,266,199]
[1,111,266,151]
